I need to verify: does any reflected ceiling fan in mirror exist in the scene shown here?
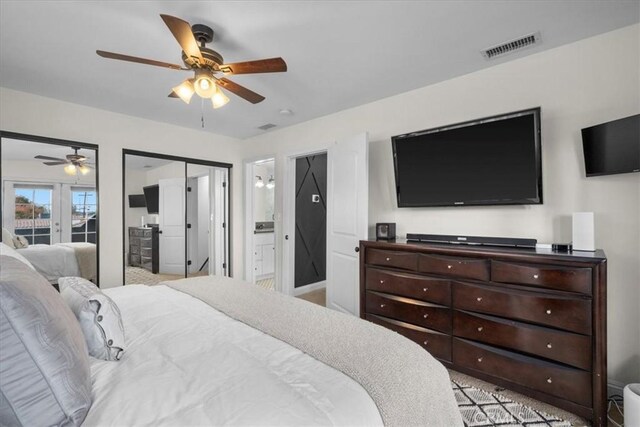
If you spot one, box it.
[35,148,93,176]
[96,14,287,109]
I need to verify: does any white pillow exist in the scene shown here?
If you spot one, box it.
[59,277,125,361]
[0,242,35,269]
[2,227,15,249]
[13,235,29,249]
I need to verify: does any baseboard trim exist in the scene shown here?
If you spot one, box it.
[293,280,326,296]
[608,379,626,398]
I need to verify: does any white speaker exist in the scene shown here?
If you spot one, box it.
[625,384,640,427]
[572,212,595,251]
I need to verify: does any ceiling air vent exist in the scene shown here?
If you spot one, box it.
[258,123,277,131]
[482,32,541,60]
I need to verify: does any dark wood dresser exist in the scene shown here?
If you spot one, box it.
[359,239,607,426]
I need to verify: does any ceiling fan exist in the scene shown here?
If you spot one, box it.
[96,14,287,109]
[35,148,93,175]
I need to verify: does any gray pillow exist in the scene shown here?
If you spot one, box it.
[0,256,92,426]
[59,277,125,361]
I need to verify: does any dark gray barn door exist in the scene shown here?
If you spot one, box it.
[294,154,327,288]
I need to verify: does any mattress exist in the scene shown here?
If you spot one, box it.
[83,284,383,426]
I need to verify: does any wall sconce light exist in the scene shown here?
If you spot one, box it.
[255,176,264,188]
[266,175,275,189]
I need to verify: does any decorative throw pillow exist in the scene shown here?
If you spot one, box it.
[12,235,29,249]
[59,277,125,361]
[0,256,92,426]
[1,228,15,249]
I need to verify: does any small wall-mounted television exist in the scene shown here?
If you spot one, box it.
[392,108,542,207]
[143,185,159,214]
[128,194,146,208]
[581,114,639,177]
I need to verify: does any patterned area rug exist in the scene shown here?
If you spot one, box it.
[453,381,572,426]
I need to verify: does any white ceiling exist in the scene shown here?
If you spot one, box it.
[1,1,638,139]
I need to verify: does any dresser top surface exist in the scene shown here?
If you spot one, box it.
[361,239,606,262]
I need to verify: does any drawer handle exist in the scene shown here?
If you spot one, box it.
[533,274,539,279]
[423,340,429,346]
[477,326,483,332]
[477,357,483,363]
[423,287,428,292]
[380,304,386,308]
[546,309,552,315]
[447,265,452,269]
[386,257,391,261]
[380,280,384,284]
[476,297,483,302]
[546,343,553,349]
[546,377,553,384]
[423,314,429,318]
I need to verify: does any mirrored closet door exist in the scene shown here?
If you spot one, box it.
[123,150,230,285]
[1,132,99,285]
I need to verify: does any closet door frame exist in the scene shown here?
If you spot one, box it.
[121,149,232,284]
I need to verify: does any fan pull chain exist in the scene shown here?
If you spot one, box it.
[201,97,205,128]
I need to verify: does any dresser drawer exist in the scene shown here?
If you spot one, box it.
[453,310,592,370]
[453,338,592,407]
[130,244,140,255]
[366,249,418,271]
[139,237,152,248]
[418,254,489,281]
[366,314,452,361]
[130,254,141,265]
[492,261,592,295]
[140,247,153,257]
[130,237,140,247]
[366,291,451,333]
[452,282,591,335]
[366,268,451,305]
[130,228,152,237]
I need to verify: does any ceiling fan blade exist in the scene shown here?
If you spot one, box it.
[219,57,287,75]
[43,161,69,166]
[160,14,204,64]
[96,50,187,71]
[35,155,66,161]
[216,78,265,104]
[168,91,179,98]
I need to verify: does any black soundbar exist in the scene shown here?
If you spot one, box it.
[406,233,537,249]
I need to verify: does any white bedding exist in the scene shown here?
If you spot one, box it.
[17,244,80,283]
[84,285,383,426]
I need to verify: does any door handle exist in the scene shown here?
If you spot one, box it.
[285,234,289,240]
[157,230,163,234]
[355,247,360,253]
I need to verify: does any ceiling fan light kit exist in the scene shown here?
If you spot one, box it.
[36,147,93,176]
[97,14,287,111]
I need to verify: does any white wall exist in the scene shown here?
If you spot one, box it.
[239,25,640,385]
[0,87,244,286]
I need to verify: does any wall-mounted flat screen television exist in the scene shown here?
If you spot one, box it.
[581,114,639,177]
[143,184,159,214]
[392,108,542,207]
[128,194,146,208]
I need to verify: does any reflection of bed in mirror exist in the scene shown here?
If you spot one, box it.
[17,242,96,283]
[1,133,99,284]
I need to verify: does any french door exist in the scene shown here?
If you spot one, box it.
[3,181,96,244]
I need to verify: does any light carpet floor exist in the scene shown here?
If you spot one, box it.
[125,266,207,286]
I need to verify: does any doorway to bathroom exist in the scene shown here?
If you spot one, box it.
[244,158,275,289]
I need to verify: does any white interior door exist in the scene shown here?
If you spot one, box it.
[326,133,368,316]
[159,178,185,274]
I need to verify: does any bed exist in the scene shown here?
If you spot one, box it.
[0,246,463,426]
[16,242,96,283]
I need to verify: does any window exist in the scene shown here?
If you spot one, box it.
[71,188,97,243]
[14,186,53,244]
